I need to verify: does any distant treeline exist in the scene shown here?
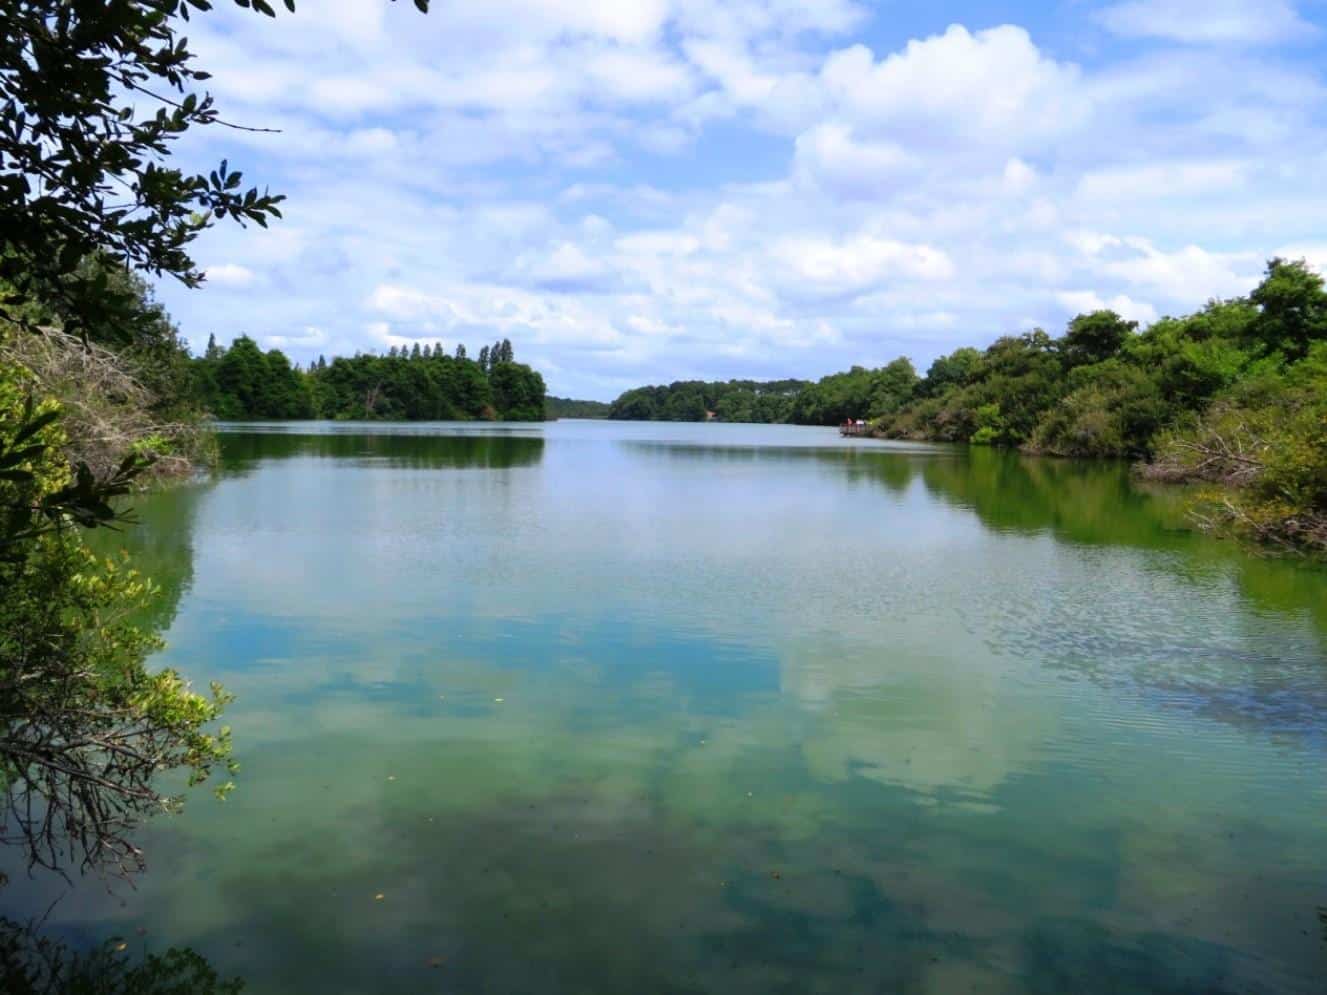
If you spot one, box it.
[545,396,610,419]
[609,379,810,423]
[608,259,1327,554]
[605,363,949,426]
[194,336,546,422]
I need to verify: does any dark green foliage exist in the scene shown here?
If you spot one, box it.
[1027,361,1167,458]
[545,396,610,419]
[870,258,1327,551]
[488,360,546,422]
[1246,258,1327,362]
[608,379,809,423]
[876,261,1327,459]
[0,0,428,341]
[789,359,919,425]
[917,348,981,398]
[0,0,292,340]
[193,338,545,421]
[1058,311,1136,368]
[194,335,313,419]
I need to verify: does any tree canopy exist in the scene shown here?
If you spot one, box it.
[194,335,547,422]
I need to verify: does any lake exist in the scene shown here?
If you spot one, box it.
[5,419,1326,993]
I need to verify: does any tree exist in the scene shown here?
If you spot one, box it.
[1,0,428,336]
[477,345,490,373]
[1248,258,1327,362]
[213,335,269,418]
[919,348,981,398]
[868,357,918,417]
[0,364,234,877]
[489,361,546,421]
[1058,310,1136,367]
[455,344,467,360]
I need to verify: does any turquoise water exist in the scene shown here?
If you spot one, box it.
[6,420,1326,993]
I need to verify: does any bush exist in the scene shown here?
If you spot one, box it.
[0,359,235,878]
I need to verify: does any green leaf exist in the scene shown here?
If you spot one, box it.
[9,408,59,448]
[0,443,47,469]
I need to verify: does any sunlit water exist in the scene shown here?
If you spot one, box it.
[5,420,1326,993]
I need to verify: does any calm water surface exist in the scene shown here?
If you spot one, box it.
[6,419,1327,994]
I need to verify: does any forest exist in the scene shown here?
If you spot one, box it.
[194,334,547,422]
[546,395,611,419]
[608,378,810,422]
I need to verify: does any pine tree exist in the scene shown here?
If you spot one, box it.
[411,342,422,361]
[478,345,490,372]
[204,332,222,360]
[455,343,467,360]
[499,338,514,363]
[388,345,399,359]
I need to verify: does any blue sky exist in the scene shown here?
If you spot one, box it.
[160,0,1327,400]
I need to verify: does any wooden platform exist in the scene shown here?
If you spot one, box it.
[839,422,870,437]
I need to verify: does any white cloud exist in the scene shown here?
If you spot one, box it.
[151,2,1327,398]
[1098,240,1260,302]
[792,123,914,199]
[1096,0,1314,46]
[770,234,955,297]
[1056,290,1158,325]
[812,27,1086,148]
[1274,244,1327,273]
[1076,161,1248,201]
[204,263,256,288]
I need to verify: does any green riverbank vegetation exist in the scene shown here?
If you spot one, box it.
[607,261,1327,555]
[0,0,432,923]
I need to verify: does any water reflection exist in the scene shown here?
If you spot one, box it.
[4,422,1324,995]
[219,429,546,473]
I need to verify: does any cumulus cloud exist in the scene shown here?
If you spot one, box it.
[812,27,1086,149]
[1056,291,1158,325]
[150,2,1327,398]
[204,263,257,287]
[770,234,955,298]
[792,123,915,199]
[1095,240,1260,302]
